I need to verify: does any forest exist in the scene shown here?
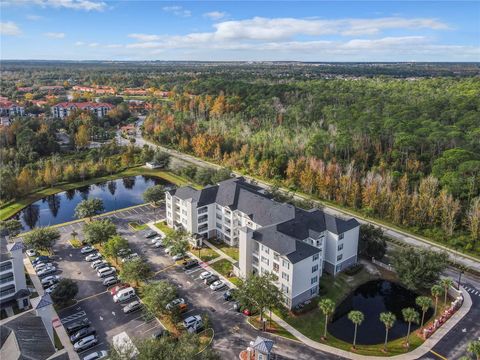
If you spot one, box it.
[1,61,479,256]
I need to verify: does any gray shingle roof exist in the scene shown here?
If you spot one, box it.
[252,336,274,354]
[0,311,56,360]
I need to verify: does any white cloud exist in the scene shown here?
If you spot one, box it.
[88,42,99,47]
[75,41,84,46]
[203,11,227,20]
[0,21,21,36]
[106,44,122,48]
[128,33,161,42]
[44,32,65,38]
[5,0,106,11]
[26,14,43,20]
[162,5,191,17]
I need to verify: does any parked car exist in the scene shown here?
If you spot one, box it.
[26,249,37,257]
[113,287,136,303]
[65,318,91,335]
[165,246,173,254]
[41,275,61,288]
[45,283,59,294]
[117,248,131,257]
[223,289,236,301]
[145,231,157,238]
[232,301,241,312]
[151,329,169,339]
[83,350,108,360]
[121,253,139,263]
[91,259,107,269]
[109,283,131,296]
[123,300,142,314]
[32,256,50,265]
[243,308,252,316]
[183,259,199,270]
[205,275,219,285]
[80,246,95,254]
[34,262,53,271]
[183,315,202,328]
[210,280,226,291]
[149,236,161,245]
[85,253,102,262]
[70,327,96,343]
[37,266,57,277]
[200,271,212,280]
[153,241,163,248]
[172,253,186,261]
[73,335,98,352]
[166,298,185,311]
[97,267,116,278]
[187,320,204,334]
[103,276,119,287]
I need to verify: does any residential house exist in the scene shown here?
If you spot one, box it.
[0,100,24,118]
[165,177,360,308]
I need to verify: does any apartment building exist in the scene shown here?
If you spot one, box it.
[165,177,360,308]
[0,100,25,118]
[0,237,30,310]
[51,102,114,119]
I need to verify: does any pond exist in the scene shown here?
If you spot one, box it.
[13,175,173,230]
[328,280,433,345]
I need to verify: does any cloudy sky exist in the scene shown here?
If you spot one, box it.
[1,0,479,61]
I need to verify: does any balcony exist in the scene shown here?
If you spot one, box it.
[198,207,208,215]
[198,215,208,224]
[0,262,13,274]
[0,285,15,298]
[198,225,208,233]
[0,274,14,285]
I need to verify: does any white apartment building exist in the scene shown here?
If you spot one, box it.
[51,102,114,119]
[0,237,30,310]
[0,100,25,118]
[165,177,360,308]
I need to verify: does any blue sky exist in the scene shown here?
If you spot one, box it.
[1,1,479,61]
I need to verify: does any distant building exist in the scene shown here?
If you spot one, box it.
[16,87,34,93]
[0,100,25,118]
[165,177,360,309]
[123,88,148,96]
[120,124,136,135]
[72,85,116,95]
[51,102,114,119]
[0,238,30,310]
[39,86,65,94]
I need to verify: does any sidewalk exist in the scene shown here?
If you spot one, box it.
[24,257,80,360]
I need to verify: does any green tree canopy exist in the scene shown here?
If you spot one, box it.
[51,278,78,307]
[143,185,165,206]
[104,235,129,262]
[74,198,104,220]
[359,224,387,260]
[120,258,152,286]
[141,280,177,316]
[0,219,23,237]
[23,227,60,252]
[392,248,448,290]
[83,219,117,245]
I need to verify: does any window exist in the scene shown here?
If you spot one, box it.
[310,286,318,295]
[274,253,279,261]
[311,276,318,284]
[261,256,269,266]
[282,272,289,281]
[216,223,222,230]
[339,233,344,240]
[281,284,289,294]
[261,245,270,254]
[182,210,187,216]
[282,259,290,269]
[337,254,343,261]
[312,265,318,273]
[336,264,342,272]
[338,243,344,251]
[312,254,319,261]
[273,263,279,273]
[216,214,222,220]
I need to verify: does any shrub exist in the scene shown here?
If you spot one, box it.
[343,263,364,276]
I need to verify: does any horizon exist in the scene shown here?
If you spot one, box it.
[1,1,479,62]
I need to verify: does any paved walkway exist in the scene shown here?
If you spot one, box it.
[203,239,237,264]
[24,257,80,360]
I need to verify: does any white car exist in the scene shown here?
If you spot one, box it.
[45,283,59,294]
[73,335,98,352]
[149,236,161,245]
[91,259,106,269]
[83,350,108,360]
[41,275,61,285]
[81,246,95,254]
[37,266,57,277]
[183,315,202,328]
[85,253,102,262]
[210,280,225,291]
[172,253,185,261]
[34,262,53,271]
[121,253,139,263]
[165,246,172,254]
[97,267,116,278]
[102,276,119,287]
[200,271,212,280]
[26,249,37,257]
[153,241,163,248]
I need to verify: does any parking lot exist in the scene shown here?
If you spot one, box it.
[30,203,334,359]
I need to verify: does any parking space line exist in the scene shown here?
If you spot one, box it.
[142,323,161,334]
[60,310,86,324]
[62,291,107,310]
[78,342,104,354]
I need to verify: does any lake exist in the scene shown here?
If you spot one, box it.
[328,279,433,345]
[14,175,173,230]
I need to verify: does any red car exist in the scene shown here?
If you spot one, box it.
[242,309,252,316]
[109,283,130,296]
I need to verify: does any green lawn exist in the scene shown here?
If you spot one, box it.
[214,243,239,261]
[209,259,233,276]
[196,247,220,262]
[248,315,298,341]
[129,222,148,231]
[154,221,175,237]
[0,166,193,221]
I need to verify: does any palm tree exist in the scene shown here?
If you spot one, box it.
[467,340,480,360]
[439,278,454,305]
[431,284,443,317]
[402,307,419,348]
[379,312,396,352]
[318,298,335,340]
[347,310,364,349]
[416,296,432,328]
